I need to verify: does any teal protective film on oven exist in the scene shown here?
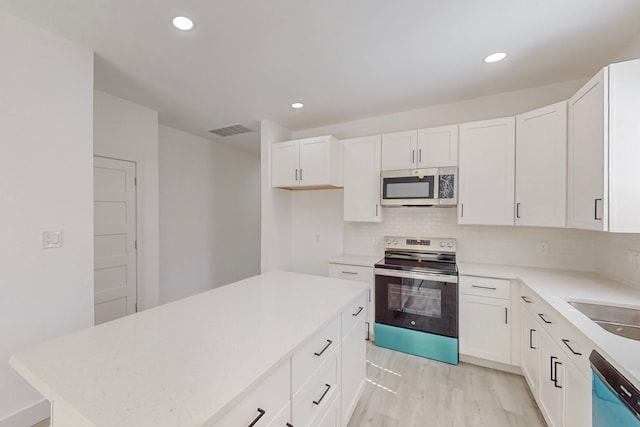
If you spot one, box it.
[592,372,640,427]
[374,322,458,365]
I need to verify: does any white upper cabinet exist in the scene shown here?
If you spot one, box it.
[458,117,515,225]
[271,135,342,189]
[381,130,417,170]
[515,102,567,228]
[342,135,382,222]
[568,58,640,232]
[381,125,458,170]
[416,124,459,167]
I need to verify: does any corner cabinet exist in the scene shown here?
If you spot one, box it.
[568,58,640,232]
[272,135,343,189]
[342,135,382,222]
[458,117,515,225]
[515,102,567,228]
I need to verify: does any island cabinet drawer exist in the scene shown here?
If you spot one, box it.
[328,264,372,283]
[342,293,367,337]
[292,348,340,427]
[460,275,511,300]
[292,315,341,393]
[213,360,290,427]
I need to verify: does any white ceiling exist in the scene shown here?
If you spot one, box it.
[2,0,640,154]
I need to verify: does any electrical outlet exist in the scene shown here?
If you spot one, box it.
[42,230,63,249]
[628,250,640,270]
[537,242,549,255]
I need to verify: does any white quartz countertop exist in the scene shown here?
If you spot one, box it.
[10,271,369,427]
[458,262,640,389]
[328,254,382,267]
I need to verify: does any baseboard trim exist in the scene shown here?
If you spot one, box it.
[0,400,50,427]
[459,354,522,375]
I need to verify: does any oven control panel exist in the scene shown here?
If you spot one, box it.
[384,236,456,253]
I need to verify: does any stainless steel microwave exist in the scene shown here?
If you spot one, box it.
[380,167,457,207]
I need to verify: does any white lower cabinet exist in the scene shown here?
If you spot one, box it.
[459,276,511,364]
[329,263,374,339]
[341,317,366,426]
[521,306,540,395]
[520,285,592,427]
[214,360,290,426]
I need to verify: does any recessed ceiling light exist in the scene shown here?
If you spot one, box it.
[172,16,194,31]
[291,102,304,109]
[484,52,507,63]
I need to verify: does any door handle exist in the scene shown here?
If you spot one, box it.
[418,149,422,163]
[553,359,563,388]
[352,306,364,317]
[313,339,333,356]
[376,204,379,217]
[594,198,602,220]
[561,339,582,356]
[504,307,508,324]
[516,203,521,219]
[521,296,533,303]
[538,313,552,324]
[248,408,266,427]
[295,169,298,181]
[313,384,331,405]
[529,329,536,349]
[300,169,303,181]
[411,150,415,164]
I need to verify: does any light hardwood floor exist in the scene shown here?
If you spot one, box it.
[348,342,547,427]
[32,343,546,427]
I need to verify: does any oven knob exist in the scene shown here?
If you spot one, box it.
[386,239,391,245]
[411,320,416,326]
[447,241,454,248]
[439,241,446,248]
[392,240,398,245]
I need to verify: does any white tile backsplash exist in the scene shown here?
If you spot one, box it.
[344,207,596,271]
[595,232,640,291]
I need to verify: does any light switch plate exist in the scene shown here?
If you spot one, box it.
[42,230,63,248]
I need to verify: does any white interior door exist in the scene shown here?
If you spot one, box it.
[93,156,137,325]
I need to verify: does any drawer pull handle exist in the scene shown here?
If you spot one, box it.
[286,424,294,427]
[248,408,266,427]
[352,306,364,317]
[471,285,497,290]
[561,339,582,356]
[538,313,552,324]
[313,383,332,405]
[521,296,533,303]
[341,271,358,275]
[314,339,333,356]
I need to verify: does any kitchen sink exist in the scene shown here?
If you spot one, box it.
[567,301,640,342]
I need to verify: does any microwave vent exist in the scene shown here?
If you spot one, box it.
[208,124,253,137]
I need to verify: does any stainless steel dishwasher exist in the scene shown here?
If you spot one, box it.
[590,350,640,427]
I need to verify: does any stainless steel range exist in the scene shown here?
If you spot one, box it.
[374,236,459,364]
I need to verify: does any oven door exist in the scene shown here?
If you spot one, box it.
[374,268,457,338]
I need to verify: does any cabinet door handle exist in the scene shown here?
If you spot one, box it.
[529,329,536,349]
[295,169,298,181]
[553,359,563,388]
[516,202,521,219]
[538,313,552,324]
[460,203,464,218]
[248,408,266,427]
[313,384,331,405]
[418,149,422,163]
[365,321,371,341]
[352,306,364,317]
[594,198,602,220]
[313,339,333,356]
[521,296,533,303]
[376,204,379,217]
[300,169,303,181]
[411,150,415,164]
[471,285,497,290]
[505,307,508,324]
[561,339,582,356]
[550,356,557,382]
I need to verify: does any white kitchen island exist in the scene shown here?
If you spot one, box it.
[10,271,369,427]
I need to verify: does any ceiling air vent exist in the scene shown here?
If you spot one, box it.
[208,123,253,137]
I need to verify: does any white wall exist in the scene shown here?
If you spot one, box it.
[159,126,261,303]
[0,11,94,426]
[94,91,160,310]
[260,120,293,272]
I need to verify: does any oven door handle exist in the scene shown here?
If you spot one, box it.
[374,268,458,283]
